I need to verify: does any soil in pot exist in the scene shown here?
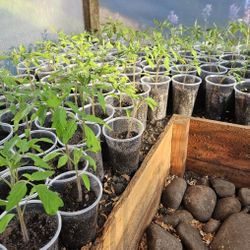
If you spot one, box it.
[87,107,109,120]
[68,125,85,145]
[111,98,132,108]
[0,129,9,141]
[0,210,57,250]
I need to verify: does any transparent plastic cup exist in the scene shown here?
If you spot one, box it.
[120,66,142,82]
[0,200,61,250]
[105,93,134,117]
[171,64,197,76]
[49,171,102,249]
[234,80,250,125]
[143,65,168,76]
[172,74,202,116]
[102,117,144,174]
[219,53,246,61]
[205,75,236,120]
[0,122,13,146]
[133,83,151,128]
[141,75,171,120]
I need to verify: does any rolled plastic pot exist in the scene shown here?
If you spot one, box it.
[0,200,61,250]
[0,166,49,203]
[133,83,151,128]
[141,75,171,120]
[143,65,168,76]
[171,64,197,76]
[172,74,202,116]
[19,130,57,157]
[57,123,103,180]
[49,171,102,249]
[105,93,134,117]
[120,66,142,82]
[205,75,236,120]
[0,123,13,146]
[102,117,144,174]
[219,53,246,61]
[234,80,250,125]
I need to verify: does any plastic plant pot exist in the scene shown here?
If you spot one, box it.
[46,147,89,182]
[205,75,236,120]
[63,93,91,112]
[133,83,151,128]
[143,65,168,76]
[88,83,115,102]
[0,166,49,203]
[219,54,246,61]
[49,171,102,249]
[0,108,36,135]
[141,75,171,121]
[57,123,103,180]
[13,74,35,86]
[35,63,63,80]
[120,66,142,83]
[0,95,7,111]
[172,74,202,116]
[234,81,250,125]
[200,64,228,79]
[16,60,43,75]
[105,93,134,117]
[220,61,246,72]
[197,55,218,64]
[0,123,13,146]
[19,130,57,157]
[102,117,144,175]
[0,200,61,250]
[171,64,197,76]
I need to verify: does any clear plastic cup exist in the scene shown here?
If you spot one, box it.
[49,170,102,249]
[205,75,236,120]
[0,122,13,146]
[141,75,171,120]
[234,80,250,125]
[171,64,197,76]
[219,53,246,61]
[0,200,61,250]
[143,65,168,76]
[120,66,142,82]
[172,74,202,116]
[102,117,144,174]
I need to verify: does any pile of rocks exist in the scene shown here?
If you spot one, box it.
[146,176,250,250]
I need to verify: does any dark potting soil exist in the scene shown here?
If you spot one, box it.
[68,126,85,145]
[34,140,53,153]
[89,109,109,120]
[135,86,145,94]
[56,181,96,212]
[0,210,57,250]
[0,129,10,141]
[112,131,138,140]
[112,99,132,108]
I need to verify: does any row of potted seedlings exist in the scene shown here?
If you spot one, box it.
[0,19,250,249]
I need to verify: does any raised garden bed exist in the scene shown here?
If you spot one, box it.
[92,115,250,249]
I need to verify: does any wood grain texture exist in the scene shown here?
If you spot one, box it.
[170,115,190,177]
[93,120,174,250]
[187,117,250,187]
[82,0,100,31]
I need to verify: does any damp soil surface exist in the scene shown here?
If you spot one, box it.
[112,99,132,108]
[68,126,85,145]
[88,108,109,120]
[0,129,10,141]
[111,131,138,139]
[0,210,57,250]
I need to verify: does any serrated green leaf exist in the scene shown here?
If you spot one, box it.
[84,125,101,153]
[6,182,27,211]
[35,184,63,215]
[23,171,54,181]
[57,154,68,168]
[43,151,61,162]
[26,154,52,169]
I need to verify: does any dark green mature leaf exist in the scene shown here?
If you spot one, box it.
[73,148,82,166]
[14,105,33,131]
[0,214,15,233]
[97,92,106,112]
[27,154,52,169]
[83,114,106,125]
[52,107,67,138]
[81,174,90,191]
[83,154,96,171]
[84,125,101,153]
[63,120,77,144]
[35,184,63,215]
[43,151,61,162]
[6,182,27,211]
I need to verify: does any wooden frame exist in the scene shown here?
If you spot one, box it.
[92,115,250,250]
[82,0,100,32]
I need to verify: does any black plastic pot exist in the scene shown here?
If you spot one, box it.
[234,81,250,125]
[103,117,144,175]
[49,171,102,249]
[172,74,202,116]
[205,75,236,120]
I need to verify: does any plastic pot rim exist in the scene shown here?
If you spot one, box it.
[141,75,171,85]
[0,200,62,250]
[172,74,202,86]
[0,122,13,146]
[205,75,236,87]
[200,63,228,74]
[102,116,145,143]
[49,170,103,216]
[104,94,134,110]
[234,80,250,96]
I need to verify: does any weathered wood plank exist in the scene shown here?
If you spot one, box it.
[187,158,250,187]
[170,115,190,177]
[82,0,100,31]
[188,118,250,170]
[94,120,174,250]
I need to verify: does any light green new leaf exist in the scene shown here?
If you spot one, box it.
[57,154,68,168]
[35,184,64,215]
[63,120,77,144]
[81,174,90,191]
[23,171,54,181]
[6,182,27,211]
